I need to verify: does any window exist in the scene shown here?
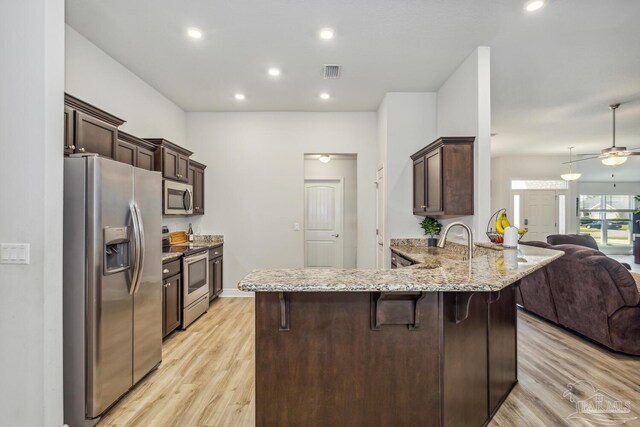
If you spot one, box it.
[579,194,635,247]
[558,195,566,234]
[511,180,568,190]
[513,194,521,229]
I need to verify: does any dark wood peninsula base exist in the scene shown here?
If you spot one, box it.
[255,284,518,427]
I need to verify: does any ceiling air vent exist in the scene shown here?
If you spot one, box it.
[323,64,341,79]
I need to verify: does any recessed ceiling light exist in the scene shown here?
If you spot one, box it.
[187,28,203,39]
[524,0,545,12]
[267,68,281,77]
[319,28,334,40]
[319,93,331,100]
[319,155,331,163]
[234,93,246,101]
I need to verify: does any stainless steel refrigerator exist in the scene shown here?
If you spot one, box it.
[63,155,162,426]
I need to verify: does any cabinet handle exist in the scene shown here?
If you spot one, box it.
[163,268,170,274]
[214,251,219,255]
[421,205,426,208]
[195,206,200,210]
[70,145,76,150]
[391,257,396,262]
[163,283,169,288]
[79,147,85,153]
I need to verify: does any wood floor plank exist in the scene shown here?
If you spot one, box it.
[98,298,640,427]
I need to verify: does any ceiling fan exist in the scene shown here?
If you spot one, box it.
[564,103,640,166]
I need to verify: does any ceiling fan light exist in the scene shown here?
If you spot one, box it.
[560,173,581,181]
[602,156,627,166]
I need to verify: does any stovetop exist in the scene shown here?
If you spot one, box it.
[162,244,209,258]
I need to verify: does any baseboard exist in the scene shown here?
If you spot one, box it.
[220,289,254,298]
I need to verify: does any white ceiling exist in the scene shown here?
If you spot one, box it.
[66,0,640,157]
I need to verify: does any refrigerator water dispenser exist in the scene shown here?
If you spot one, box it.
[104,226,130,274]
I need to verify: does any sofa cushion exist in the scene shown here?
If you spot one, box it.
[608,307,640,356]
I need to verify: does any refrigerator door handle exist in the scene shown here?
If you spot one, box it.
[130,203,142,295]
[133,202,145,294]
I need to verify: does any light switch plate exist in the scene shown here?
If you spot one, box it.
[0,243,30,264]
[293,222,300,231]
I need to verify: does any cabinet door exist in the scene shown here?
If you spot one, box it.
[213,256,223,297]
[425,149,442,213]
[413,156,426,214]
[194,167,205,214]
[208,258,215,301]
[136,146,154,171]
[74,111,117,158]
[163,147,179,180]
[115,139,136,166]
[163,274,181,337]
[177,154,190,182]
[64,106,75,155]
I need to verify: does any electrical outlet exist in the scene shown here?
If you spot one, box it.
[0,243,30,264]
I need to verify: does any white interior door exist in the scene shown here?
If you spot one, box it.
[305,179,343,268]
[376,167,384,269]
[521,190,557,241]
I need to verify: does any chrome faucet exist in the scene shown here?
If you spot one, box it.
[437,221,474,260]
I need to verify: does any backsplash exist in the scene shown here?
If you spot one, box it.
[162,216,203,233]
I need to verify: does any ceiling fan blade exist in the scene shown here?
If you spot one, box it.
[562,156,600,164]
[626,152,640,156]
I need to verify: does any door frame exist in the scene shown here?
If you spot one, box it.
[511,189,567,235]
[304,177,345,268]
[376,166,384,269]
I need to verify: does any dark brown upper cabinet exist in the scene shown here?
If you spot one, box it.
[64,93,125,158]
[188,160,206,215]
[146,139,193,182]
[410,137,474,217]
[116,131,156,171]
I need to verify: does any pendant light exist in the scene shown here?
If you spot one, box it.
[560,147,581,181]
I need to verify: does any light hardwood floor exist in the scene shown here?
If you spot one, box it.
[100,298,640,427]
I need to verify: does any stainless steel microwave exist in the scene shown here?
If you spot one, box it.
[163,180,193,215]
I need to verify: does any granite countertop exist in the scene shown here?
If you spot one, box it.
[162,235,223,262]
[238,242,563,293]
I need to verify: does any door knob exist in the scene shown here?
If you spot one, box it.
[331,234,340,237]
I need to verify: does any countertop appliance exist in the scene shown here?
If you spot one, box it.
[163,179,193,215]
[63,155,162,426]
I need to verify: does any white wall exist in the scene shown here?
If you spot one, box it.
[491,155,578,233]
[0,0,64,425]
[305,158,358,268]
[577,182,639,196]
[378,93,438,255]
[186,113,377,295]
[65,25,187,145]
[437,47,492,239]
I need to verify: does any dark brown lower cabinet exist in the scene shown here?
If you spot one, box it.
[163,273,181,338]
[209,246,223,301]
[254,285,518,426]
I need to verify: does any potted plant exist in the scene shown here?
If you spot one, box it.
[420,216,442,247]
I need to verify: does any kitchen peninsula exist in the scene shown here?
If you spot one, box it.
[239,240,563,426]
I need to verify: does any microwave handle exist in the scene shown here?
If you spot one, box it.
[183,188,193,211]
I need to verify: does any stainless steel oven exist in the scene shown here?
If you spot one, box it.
[182,250,209,328]
[163,180,193,215]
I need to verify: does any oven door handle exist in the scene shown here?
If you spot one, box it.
[129,203,142,295]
